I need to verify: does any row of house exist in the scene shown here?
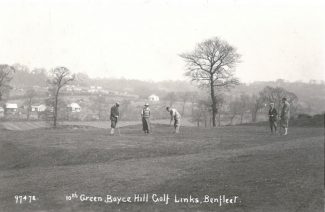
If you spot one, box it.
[64,85,134,97]
[0,91,160,119]
[11,85,141,99]
[0,102,82,117]
[2,94,159,114]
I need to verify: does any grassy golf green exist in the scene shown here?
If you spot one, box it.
[0,124,323,212]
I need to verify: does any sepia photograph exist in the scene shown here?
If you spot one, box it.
[0,0,324,211]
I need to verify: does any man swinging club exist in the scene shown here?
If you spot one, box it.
[110,102,120,135]
[166,106,181,133]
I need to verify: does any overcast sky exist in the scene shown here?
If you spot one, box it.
[0,0,324,82]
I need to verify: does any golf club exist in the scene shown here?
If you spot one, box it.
[117,122,121,136]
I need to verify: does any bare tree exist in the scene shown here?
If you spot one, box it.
[47,67,74,127]
[249,94,264,122]
[228,98,241,125]
[191,108,203,127]
[25,88,37,120]
[259,86,298,117]
[215,94,225,126]
[0,64,15,102]
[180,37,241,127]
[238,94,250,124]
[191,99,210,127]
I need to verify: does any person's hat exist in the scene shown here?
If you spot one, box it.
[116,102,120,106]
[270,102,274,105]
[282,97,287,101]
[144,103,149,106]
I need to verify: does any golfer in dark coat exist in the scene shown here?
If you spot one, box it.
[268,103,278,134]
[280,98,290,135]
[110,102,120,135]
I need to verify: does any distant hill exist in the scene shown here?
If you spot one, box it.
[7,64,325,115]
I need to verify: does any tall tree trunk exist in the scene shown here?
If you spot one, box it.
[251,104,259,122]
[54,90,59,127]
[210,81,217,127]
[54,98,58,127]
[27,107,30,120]
[27,99,32,120]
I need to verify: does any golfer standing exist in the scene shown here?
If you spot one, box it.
[166,106,181,133]
[268,103,278,134]
[280,98,290,135]
[141,103,151,134]
[110,102,120,135]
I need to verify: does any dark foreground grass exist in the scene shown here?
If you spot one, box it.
[0,124,323,212]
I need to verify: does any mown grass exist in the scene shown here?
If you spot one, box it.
[0,124,323,212]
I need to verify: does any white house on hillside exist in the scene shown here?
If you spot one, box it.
[4,103,18,114]
[31,104,47,112]
[0,107,4,117]
[148,94,159,102]
[67,103,81,112]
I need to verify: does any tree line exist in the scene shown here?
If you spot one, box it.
[162,85,299,127]
[0,65,74,127]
